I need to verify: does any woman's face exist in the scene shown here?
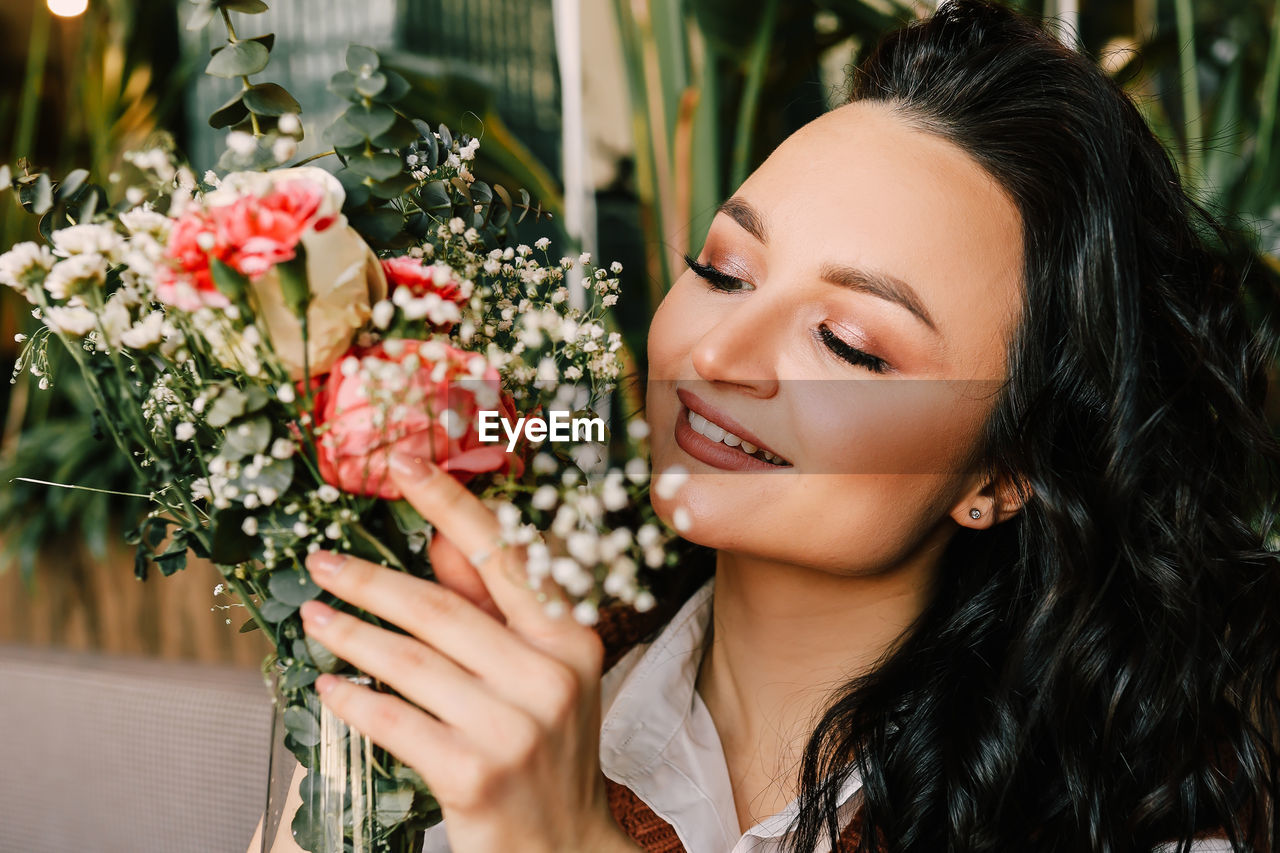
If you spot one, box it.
[645,100,1025,576]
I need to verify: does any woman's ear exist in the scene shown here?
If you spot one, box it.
[950,471,1033,529]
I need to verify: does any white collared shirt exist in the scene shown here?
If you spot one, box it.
[421,574,1234,853]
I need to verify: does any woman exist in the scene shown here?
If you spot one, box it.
[251,1,1280,851]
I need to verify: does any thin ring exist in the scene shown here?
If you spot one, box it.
[468,547,496,569]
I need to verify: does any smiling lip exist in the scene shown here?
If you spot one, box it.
[673,388,791,471]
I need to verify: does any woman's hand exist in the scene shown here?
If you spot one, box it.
[296,450,640,853]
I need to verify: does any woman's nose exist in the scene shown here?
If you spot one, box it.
[689,297,781,397]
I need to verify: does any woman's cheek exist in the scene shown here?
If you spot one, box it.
[802,379,994,476]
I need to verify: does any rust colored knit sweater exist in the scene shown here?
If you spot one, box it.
[592,602,879,853]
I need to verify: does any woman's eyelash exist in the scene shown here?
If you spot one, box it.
[816,325,889,374]
[684,253,890,374]
[683,253,751,291]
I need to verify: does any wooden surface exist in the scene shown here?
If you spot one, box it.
[0,528,274,667]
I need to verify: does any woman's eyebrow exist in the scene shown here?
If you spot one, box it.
[716,196,769,244]
[716,195,940,335]
[820,263,939,334]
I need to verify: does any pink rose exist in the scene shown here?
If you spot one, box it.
[310,339,526,499]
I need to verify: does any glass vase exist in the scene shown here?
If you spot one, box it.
[259,661,440,853]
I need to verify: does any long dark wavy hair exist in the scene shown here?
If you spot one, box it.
[630,1,1280,850]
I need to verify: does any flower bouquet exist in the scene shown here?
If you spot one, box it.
[0,3,685,851]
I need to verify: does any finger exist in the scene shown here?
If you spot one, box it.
[386,450,572,632]
[301,599,514,731]
[428,531,504,622]
[311,674,475,803]
[304,549,573,703]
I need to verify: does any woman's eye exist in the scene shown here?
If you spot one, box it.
[815,324,890,374]
[683,253,754,293]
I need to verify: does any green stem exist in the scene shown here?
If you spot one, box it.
[730,0,780,189]
[1252,2,1280,182]
[289,149,337,168]
[350,520,405,570]
[219,6,262,137]
[222,570,272,636]
[33,299,155,494]
[1172,0,1203,192]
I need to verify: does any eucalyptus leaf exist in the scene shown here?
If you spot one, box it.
[469,180,493,206]
[209,91,248,129]
[354,71,388,98]
[372,70,410,103]
[342,103,396,140]
[369,173,416,200]
[351,209,405,244]
[243,82,300,116]
[206,40,270,78]
[210,33,274,56]
[259,597,299,622]
[336,168,371,208]
[268,568,322,607]
[239,617,261,633]
[226,455,294,496]
[206,385,249,428]
[375,788,416,828]
[220,415,272,459]
[280,661,319,690]
[346,44,381,75]
[73,185,104,223]
[243,385,272,413]
[283,705,321,747]
[436,123,452,150]
[322,117,366,149]
[302,635,339,673]
[186,0,216,31]
[155,547,189,576]
[56,169,89,202]
[19,174,53,215]
[371,116,419,150]
[347,151,403,182]
[412,120,437,166]
[417,181,451,216]
[328,70,358,101]
[209,508,257,564]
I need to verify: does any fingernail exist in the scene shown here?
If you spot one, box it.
[307,550,345,576]
[300,599,335,627]
[390,450,435,479]
[315,674,337,696]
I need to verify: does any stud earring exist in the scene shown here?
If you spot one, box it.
[969,508,982,519]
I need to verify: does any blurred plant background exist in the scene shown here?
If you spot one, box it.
[0,0,1277,660]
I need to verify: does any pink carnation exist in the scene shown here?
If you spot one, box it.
[156,179,336,310]
[381,256,468,301]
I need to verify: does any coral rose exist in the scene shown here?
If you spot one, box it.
[310,338,526,500]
